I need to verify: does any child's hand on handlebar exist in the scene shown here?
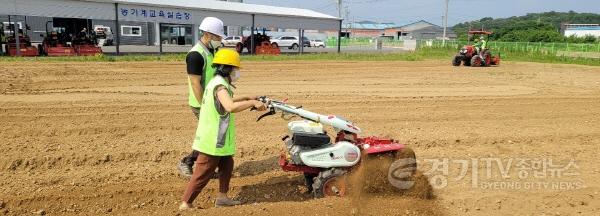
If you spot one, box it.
[255,96,269,103]
[252,100,267,111]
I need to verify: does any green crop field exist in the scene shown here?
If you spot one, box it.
[421,40,600,54]
[1,44,598,66]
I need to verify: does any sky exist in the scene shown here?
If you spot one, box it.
[244,0,600,26]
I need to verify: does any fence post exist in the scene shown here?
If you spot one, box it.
[521,42,523,52]
[520,42,523,52]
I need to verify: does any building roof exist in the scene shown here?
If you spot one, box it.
[394,20,440,30]
[0,0,341,30]
[343,21,396,30]
[564,24,599,26]
[567,26,600,30]
[92,0,340,20]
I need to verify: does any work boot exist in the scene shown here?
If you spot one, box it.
[215,197,242,207]
[177,161,193,179]
[179,202,194,211]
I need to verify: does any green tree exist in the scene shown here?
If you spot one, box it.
[452,11,600,43]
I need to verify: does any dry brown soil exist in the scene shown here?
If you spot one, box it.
[1,60,599,215]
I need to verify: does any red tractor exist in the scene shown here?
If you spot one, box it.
[71,30,102,56]
[38,30,75,56]
[5,34,39,57]
[236,29,280,55]
[452,30,500,67]
[4,24,39,57]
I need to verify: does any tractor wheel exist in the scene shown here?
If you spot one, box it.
[245,42,253,54]
[452,55,462,66]
[492,56,500,66]
[37,44,45,56]
[463,58,471,66]
[482,51,492,66]
[471,55,482,67]
[312,168,348,198]
[235,43,243,53]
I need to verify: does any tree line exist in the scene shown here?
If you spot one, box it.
[452,11,600,43]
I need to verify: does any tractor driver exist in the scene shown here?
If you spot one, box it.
[0,26,4,55]
[0,26,4,43]
[479,36,487,53]
[474,38,482,54]
[0,27,4,50]
[49,31,59,46]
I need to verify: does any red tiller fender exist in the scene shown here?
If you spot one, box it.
[358,136,406,154]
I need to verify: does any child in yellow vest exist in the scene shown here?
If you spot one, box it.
[180,49,266,210]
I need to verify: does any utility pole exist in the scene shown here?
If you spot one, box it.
[336,0,343,53]
[344,5,349,21]
[442,0,449,46]
[336,0,343,19]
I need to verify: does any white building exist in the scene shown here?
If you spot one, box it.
[563,24,600,38]
[0,0,341,49]
[218,0,243,36]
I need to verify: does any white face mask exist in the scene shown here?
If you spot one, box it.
[209,40,222,49]
[230,69,240,82]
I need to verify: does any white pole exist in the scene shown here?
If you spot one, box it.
[337,0,343,19]
[14,17,21,56]
[442,0,449,47]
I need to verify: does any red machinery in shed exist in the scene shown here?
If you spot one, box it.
[238,29,280,55]
[5,34,39,57]
[38,21,75,56]
[72,30,102,56]
[4,22,38,57]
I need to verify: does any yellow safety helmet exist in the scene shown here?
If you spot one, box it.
[213,48,241,68]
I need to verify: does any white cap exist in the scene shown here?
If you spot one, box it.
[199,17,225,38]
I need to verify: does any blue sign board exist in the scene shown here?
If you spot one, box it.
[119,6,192,22]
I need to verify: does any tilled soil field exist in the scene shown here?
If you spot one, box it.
[1,60,599,215]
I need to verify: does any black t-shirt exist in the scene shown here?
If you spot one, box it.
[186,48,214,89]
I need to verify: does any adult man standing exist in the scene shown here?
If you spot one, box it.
[178,17,226,178]
[0,23,4,55]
